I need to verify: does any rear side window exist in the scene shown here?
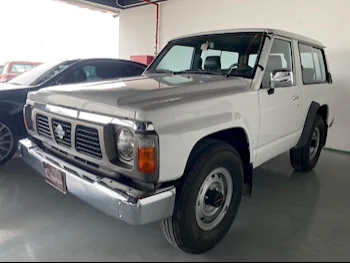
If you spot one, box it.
[299,44,327,84]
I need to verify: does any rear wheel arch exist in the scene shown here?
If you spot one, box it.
[297,102,329,148]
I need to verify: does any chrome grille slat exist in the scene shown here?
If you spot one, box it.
[36,119,47,126]
[36,124,50,132]
[77,129,99,136]
[36,114,52,139]
[55,139,71,147]
[75,141,101,151]
[76,146,102,158]
[76,125,102,159]
[75,133,99,142]
[37,116,48,121]
[76,137,100,147]
[36,112,103,160]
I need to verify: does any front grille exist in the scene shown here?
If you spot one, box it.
[75,125,102,159]
[36,114,51,139]
[52,119,71,147]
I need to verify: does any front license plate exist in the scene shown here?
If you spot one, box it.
[43,163,67,194]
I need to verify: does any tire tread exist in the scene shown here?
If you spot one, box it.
[290,115,325,172]
[160,141,243,254]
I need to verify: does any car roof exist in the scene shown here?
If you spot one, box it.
[172,28,325,48]
[73,58,147,68]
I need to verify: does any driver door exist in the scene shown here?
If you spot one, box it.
[256,37,302,165]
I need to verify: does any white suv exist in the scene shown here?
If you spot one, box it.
[20,28,335,254]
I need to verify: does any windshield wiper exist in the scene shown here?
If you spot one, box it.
[149,69,174,74]
[173,70,220,76]
[8,82,22,86]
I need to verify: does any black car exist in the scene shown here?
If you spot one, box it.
[0,58,147,166]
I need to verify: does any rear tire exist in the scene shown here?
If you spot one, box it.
[160,142,244,254]
[0,120,17,166]
[290,115,325,172]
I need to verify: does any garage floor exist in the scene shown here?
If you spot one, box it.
[1,150,350,261]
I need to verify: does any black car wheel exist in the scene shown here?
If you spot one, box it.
[161,141,243,254]
[290,115,325,172]
[0,121,17,166]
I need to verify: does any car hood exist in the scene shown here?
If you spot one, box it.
[28,74,251,120]
[0,82,29,91]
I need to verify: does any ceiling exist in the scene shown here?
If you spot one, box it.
[56,0,167,14]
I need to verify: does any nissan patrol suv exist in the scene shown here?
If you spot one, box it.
[19,28,335,254]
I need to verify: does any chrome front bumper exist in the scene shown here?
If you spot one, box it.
[19,138,176,225]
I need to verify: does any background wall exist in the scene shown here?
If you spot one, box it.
[119,0,350,152]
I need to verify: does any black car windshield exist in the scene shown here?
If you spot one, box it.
[7,60,76,86]
[147,32,264,78]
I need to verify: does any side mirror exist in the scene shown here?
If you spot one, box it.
[268,69,294,95]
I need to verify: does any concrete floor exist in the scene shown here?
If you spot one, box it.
[0,150,350,262]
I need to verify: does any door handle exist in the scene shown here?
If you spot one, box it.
[293,95,299,100]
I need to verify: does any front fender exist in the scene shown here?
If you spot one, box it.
[136,88,259,183]
[156,111,255,182]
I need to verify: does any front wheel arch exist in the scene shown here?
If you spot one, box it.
[183,127,252,197]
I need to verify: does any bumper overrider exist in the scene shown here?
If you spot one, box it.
[19,138,176,225]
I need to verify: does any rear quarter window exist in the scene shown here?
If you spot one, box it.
[299,44,327,84]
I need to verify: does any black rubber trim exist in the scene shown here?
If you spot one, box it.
[296,101,320,147]
[323,123,329,147]
[243,162,253,198]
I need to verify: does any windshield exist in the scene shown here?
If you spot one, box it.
[7,60,76,86]
[148,32,264,78]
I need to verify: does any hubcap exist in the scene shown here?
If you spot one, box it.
[0,123,14,162]
[195,167,233,231]
[309,126,320,160]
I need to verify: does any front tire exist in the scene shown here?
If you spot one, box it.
[161,142,243,254]
[0,120,17,166]
[290,115,325,172]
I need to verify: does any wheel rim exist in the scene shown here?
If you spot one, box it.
[0,123,14,162]
[309,126,320,160]
[195,167,233,231]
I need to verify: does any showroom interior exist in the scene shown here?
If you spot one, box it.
[1,0,350,261]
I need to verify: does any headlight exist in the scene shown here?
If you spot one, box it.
[117,128,134,161]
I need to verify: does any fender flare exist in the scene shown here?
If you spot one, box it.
[183,126,253,198]
[296,101,320,148]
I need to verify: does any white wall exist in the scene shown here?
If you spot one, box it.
[119,0,350,152]
[119,4,158,58]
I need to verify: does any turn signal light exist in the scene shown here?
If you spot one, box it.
[23,104,33,130]
[137,138,156,173]
[23,116,28,129]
